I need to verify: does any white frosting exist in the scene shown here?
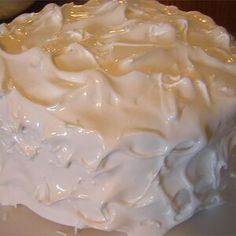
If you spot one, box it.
[0,0,236,235]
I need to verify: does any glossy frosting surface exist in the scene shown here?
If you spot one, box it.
[0,0,236,235]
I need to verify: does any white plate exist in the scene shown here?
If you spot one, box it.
[1,203,236,236]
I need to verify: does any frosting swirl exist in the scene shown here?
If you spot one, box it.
[0,1,236,235]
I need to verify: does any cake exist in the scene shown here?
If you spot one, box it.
[0,0,236,235]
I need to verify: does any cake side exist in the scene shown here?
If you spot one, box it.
[0,1,236,235]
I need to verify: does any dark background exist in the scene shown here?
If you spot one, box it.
[2,0,236,37]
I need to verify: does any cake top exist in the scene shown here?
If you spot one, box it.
[0,0,236,143]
